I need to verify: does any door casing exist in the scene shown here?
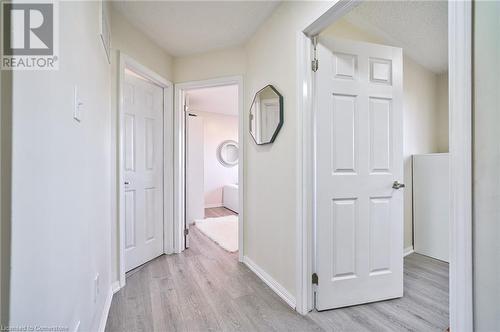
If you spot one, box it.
[173,76,244,262]
[296,2,473,331]
[117,52,174,288]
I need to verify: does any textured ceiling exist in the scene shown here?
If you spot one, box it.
[186,85,238,116]
[345,0,448,73]
[111,1,280,57]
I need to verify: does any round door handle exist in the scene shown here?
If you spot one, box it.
[392,181,405,189]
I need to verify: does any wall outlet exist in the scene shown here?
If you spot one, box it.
[73,86,83,122]
[94,273,100,303]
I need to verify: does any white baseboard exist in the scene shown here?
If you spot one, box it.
[111,281,121,294]
[98,287,114,332]
[404,246,415,257]
[205,203,223,209]
[243,256,296,309]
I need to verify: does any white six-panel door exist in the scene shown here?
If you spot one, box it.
[123,70,164,272]
[315,37,404,310]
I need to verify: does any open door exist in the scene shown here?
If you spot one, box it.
[314,37,404,310]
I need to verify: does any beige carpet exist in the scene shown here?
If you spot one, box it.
[194,215,238,252]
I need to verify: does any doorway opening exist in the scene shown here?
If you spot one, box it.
[297,1,471,331]
[174,76,244,261]
[186,85,240,253]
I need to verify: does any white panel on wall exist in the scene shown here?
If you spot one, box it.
[332,94,357,174]
[369,97,392,173]
[413,153,449,262]
[332,199,357,281]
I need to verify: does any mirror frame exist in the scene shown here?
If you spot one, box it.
[217,140,239,167]
[249,84,284,145]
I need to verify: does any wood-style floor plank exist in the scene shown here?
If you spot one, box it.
[106,226,449,332]
[204,207,237,218]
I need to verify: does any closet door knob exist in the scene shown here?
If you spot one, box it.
[392,181,405,189]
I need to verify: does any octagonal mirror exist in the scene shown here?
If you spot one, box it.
[249,85,283,145]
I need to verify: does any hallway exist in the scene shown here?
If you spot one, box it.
[105,226,321,331]
[106,226,448,332]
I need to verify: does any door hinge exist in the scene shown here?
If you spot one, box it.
[311,59,319,72]
[312,273,318,285]
[311,35,319,72]
[184,228,189,236]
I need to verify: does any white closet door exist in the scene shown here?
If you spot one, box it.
[315,37,404,310]
[123,71,164,272]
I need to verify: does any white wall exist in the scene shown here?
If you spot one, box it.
[8,2,111,331]
[402,58,442,248]
[244,1,334,296]
[473,1,500,330]
[322,18,446,250]
[173,46,246,83]
[190,111,238,208]
[109,5,175,284]
[110,7,173,80]
[436,72,449,152]
[0,54,12,326]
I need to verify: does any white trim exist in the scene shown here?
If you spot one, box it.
[403,246,415,257]
[296,0,360,315]
[302,0,361,37]
[117,52,174,287]
[243,256,296,309]
[295,31,314,315]
[448,1,473,331]
[111,281,121,294]
[296,0,473,326]
[98,286,113,332]
[174,76,245,262]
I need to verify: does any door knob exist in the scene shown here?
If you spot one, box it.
[392,181,405,189]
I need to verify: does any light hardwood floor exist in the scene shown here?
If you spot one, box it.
[106,226,449,332]
[204,206,237,218]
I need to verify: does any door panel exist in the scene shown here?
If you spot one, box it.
[315,37,404,310]
[369,98,392,172]
[124,190,136,249]
[331,94,357,174]
[331,198,357,281]
[123,70,164,272]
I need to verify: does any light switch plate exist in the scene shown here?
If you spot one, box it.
[74,86,83,122]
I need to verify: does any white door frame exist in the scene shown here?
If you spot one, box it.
[173,76,244,262]
[117,52,174,287]
[296,1,473,331]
